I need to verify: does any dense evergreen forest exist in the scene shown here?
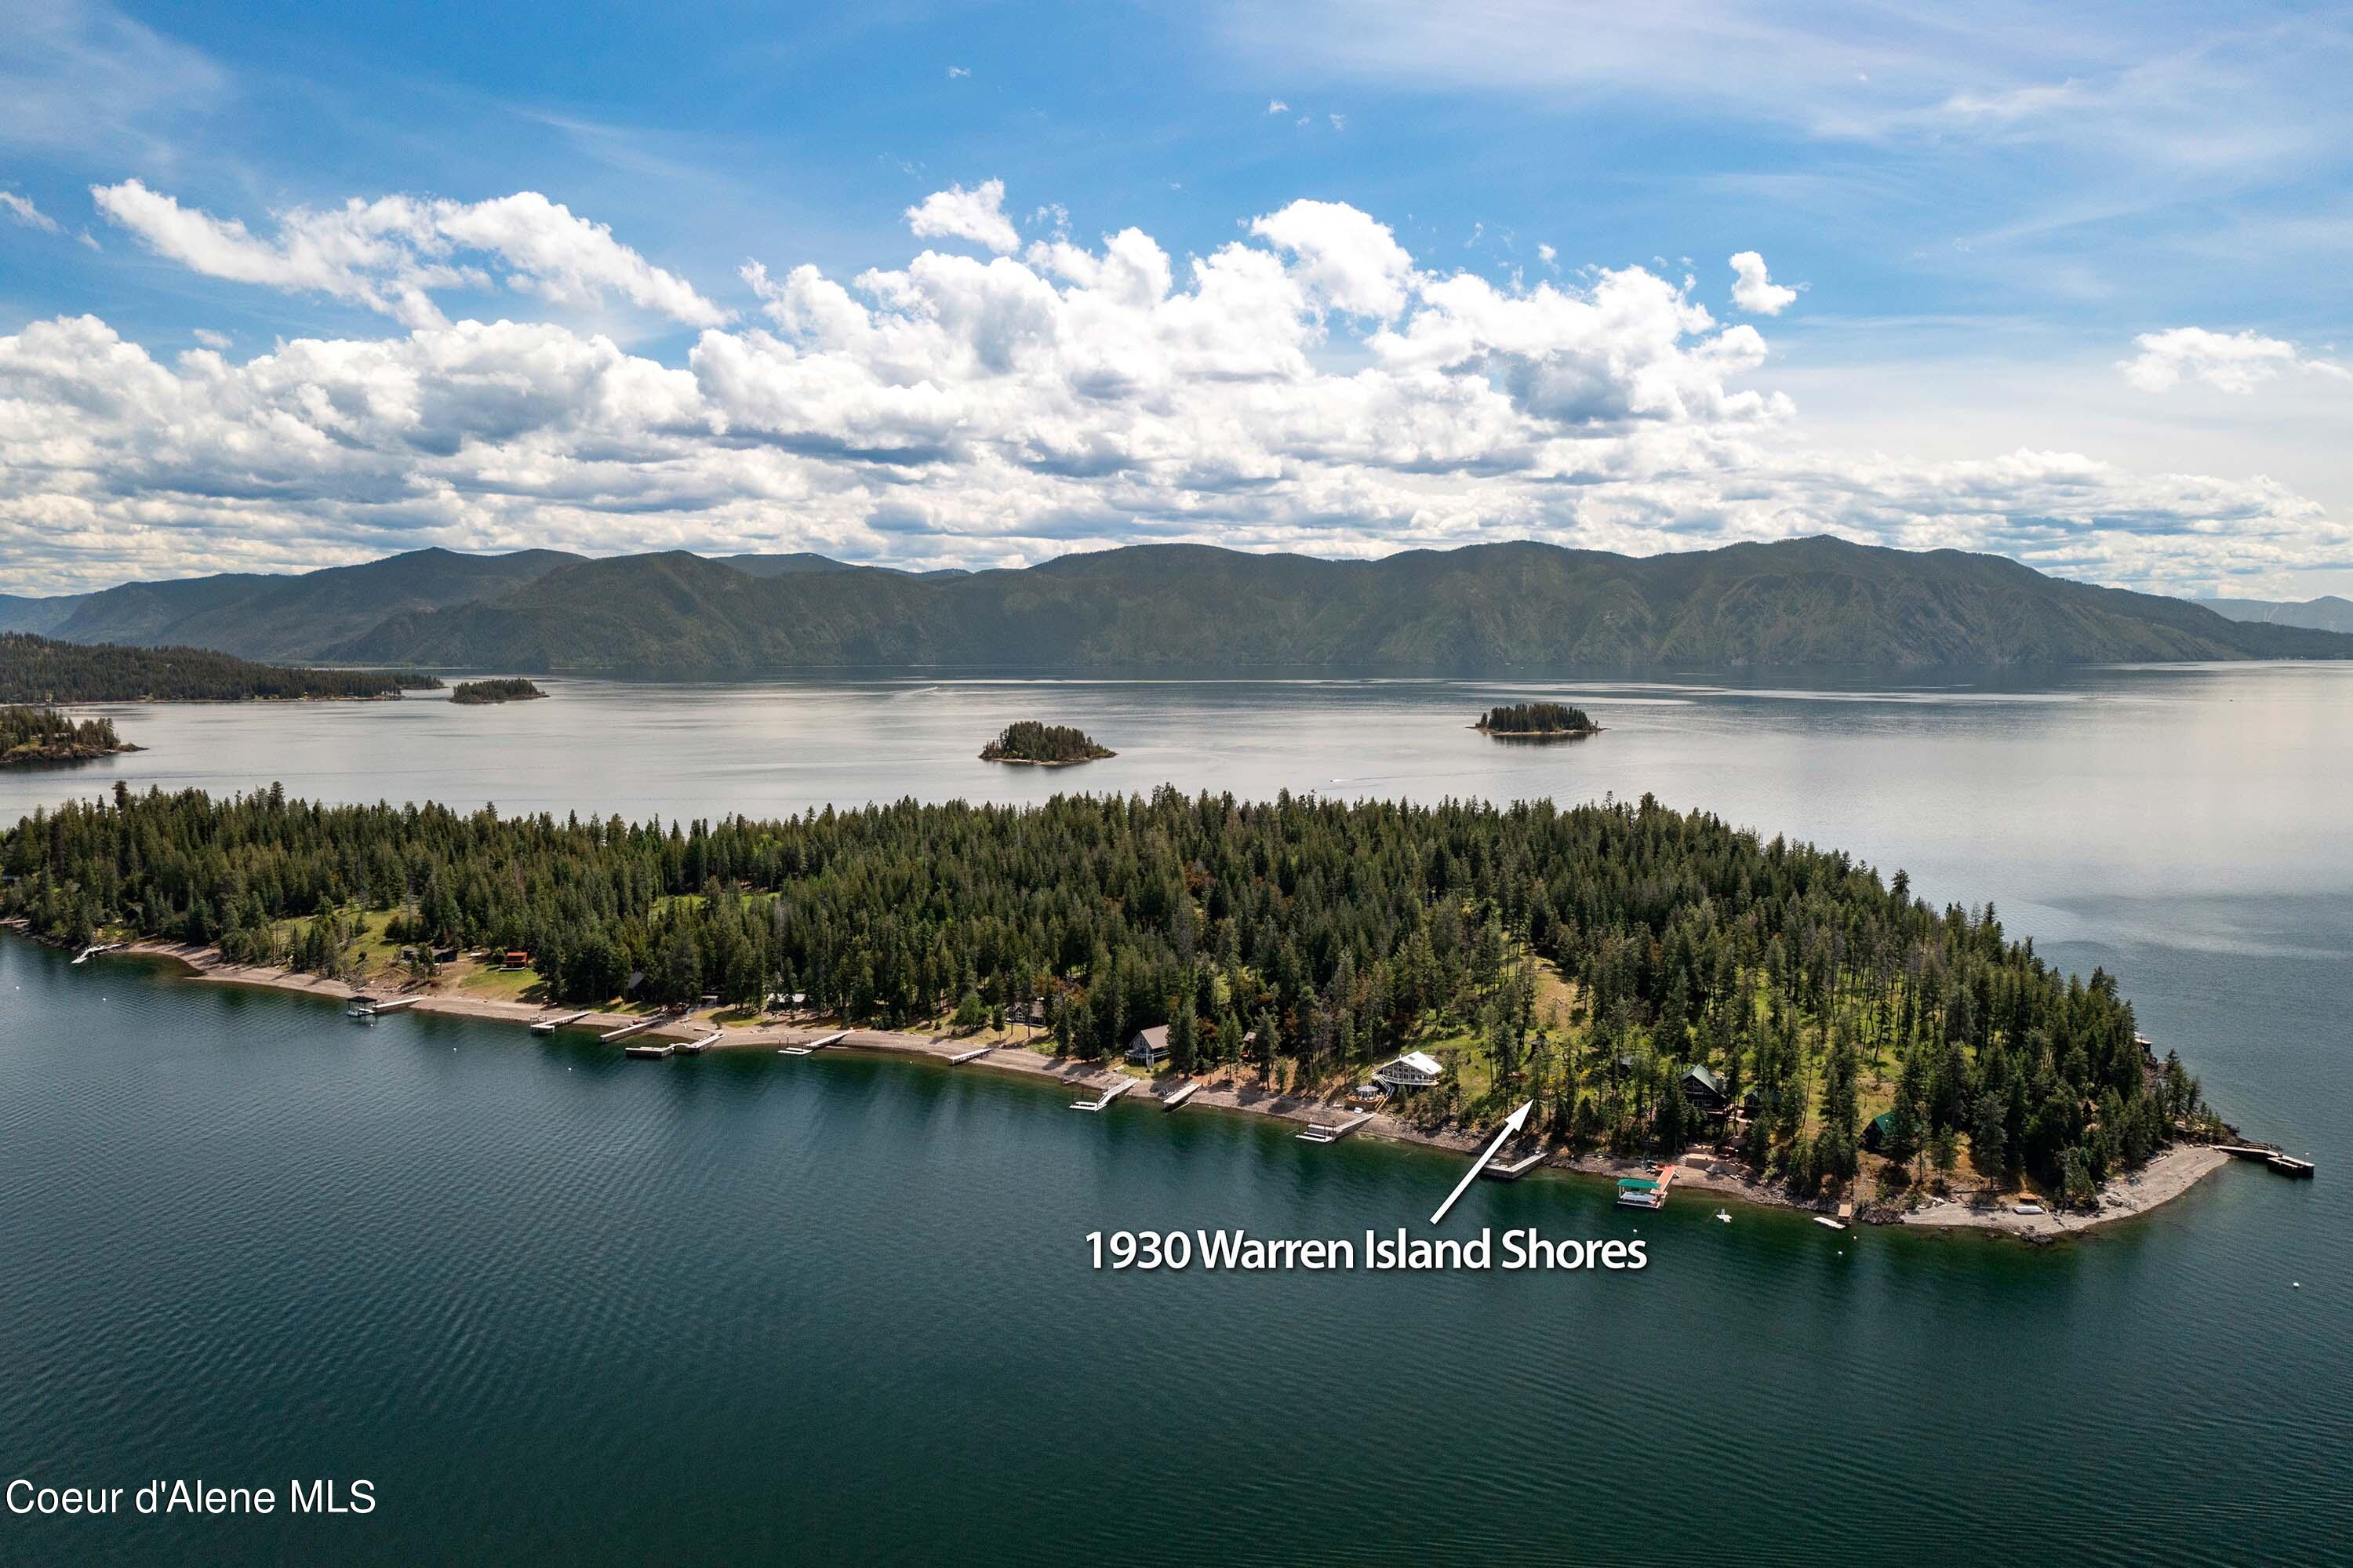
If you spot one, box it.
[0,633,439,703]
[449,678,547,704]
[980,722,1114,764]
[1477,702,1597,736]
[0,706,133,766]
[2,784,2215,1206]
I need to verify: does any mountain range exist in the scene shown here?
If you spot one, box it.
[5,538,2348,675]
[2193,595,2353,635]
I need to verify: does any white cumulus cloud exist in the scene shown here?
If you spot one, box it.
[2119,326,2348,395]
[904,179,1021,255]
[1729,252,1797,315]
[89,180,726,329]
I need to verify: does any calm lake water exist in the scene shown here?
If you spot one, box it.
[2,668,2346,1563]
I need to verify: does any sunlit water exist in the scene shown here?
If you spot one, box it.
[1,667,2345,1563]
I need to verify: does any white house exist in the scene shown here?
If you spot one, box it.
[1373,1050,1443,1090]
[1126,1025,1170,1066]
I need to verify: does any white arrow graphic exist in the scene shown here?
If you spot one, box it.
[1429,1099,1533,1227]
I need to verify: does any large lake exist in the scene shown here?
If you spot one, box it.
[2,668,2345,1563]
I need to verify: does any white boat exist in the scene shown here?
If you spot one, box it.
[1813,1215,1846,1230]
[1714,1209,1731,1224]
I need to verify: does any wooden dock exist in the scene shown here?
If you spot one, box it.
[600,1016,664,1044]
[1070,1077,1135,1112]
[1616,1162,1677,1210]
[531,1010,594,1035]
[1161,1082,1201,1112]
[71,942,122,965]
[624,1041,675,1060]
[675,1030,722,1056]
[1483,1148,1546,1181]
[947,1045,994,1065]
[779,1029,849,1057]
[1296,1112,1372,1144]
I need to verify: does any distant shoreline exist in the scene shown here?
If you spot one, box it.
[29,930,2235,1244]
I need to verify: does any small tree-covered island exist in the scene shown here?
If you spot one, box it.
[0,706,139,766]
[449,678,548,704]
[1476,701,1600,738]
[979,721,1115,765]
[4,785,2242,1228]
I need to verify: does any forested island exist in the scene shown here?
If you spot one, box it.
[5,785,2221,1213]
[0,706,137,766]
[1476,702,1598,738]
[449,678,547,704]
[980,721,1115,765]
[0,632,439,703]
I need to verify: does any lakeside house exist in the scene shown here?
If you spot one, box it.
[1373,1050,1443,1091]
[1126,1025,1170,1066]
[1680,1064,1729,1115]
[1862,1111,1897,1154]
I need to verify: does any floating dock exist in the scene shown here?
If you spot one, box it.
[531,1010,594,1035]
[1483,1149,1546,1181]
[71,942,122,965]
[1161,1082,1201,1112]
[1296,1113,1372,1144]
[675,1030,722,1056]
[947,1045,994,1065]
[600,1016,664,1044]
[624,1041,675,1060]
[1069,1077,1135,1112]
[779,1029,849,1058]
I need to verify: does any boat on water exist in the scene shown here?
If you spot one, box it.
[1813,1215,1846,1231]
[1714,1210,1731,1224]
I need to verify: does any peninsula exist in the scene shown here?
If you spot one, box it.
[449,678,547,704]
[2,786,2240,1235]
[0,631,438,704]
[979,721,1114,765]
[1475,701,1599,739]
[0,706,139,767]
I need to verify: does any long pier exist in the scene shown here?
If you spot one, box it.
[779,1029,849,1058]
[600,1016,665,1044]
[531,1010,595,1035]
[947,1045,995,1065]
[1161,1082,1200,1112]
[2218,1144,2319,1178]
[1297,1112,1371,1144]
[675,1030,722,1056]
[1070,1077,1135,1112]
[346,995,417,1019]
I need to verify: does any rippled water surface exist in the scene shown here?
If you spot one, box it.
[1,667,2345,1563]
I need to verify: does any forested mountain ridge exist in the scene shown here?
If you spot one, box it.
[42,547,581,660]
[0,633,431,702]
[2195,594,2353,634]
[333,537,2353,673]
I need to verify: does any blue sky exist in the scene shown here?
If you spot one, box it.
[3,0,2350,597]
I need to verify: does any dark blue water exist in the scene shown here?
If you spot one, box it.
[2,668,2346,1563]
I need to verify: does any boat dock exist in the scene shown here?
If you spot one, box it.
[600,1016,665,1044]
[1483,1148,1546,1181]
[1616,1162,1677,1210]
[675,1030,722,1056]
[71,942,122,965]
[779,1030,849,1057]
[1161,1082,1200,1112]
[346,995,417,1019]
[1070,1077,1135,1112]
[531,1010,594,1035]
[947,1044,994,1064]
[2219,1144,2318,1177]
[1296,1112,1372,1144]
[624,1041,675,1060]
